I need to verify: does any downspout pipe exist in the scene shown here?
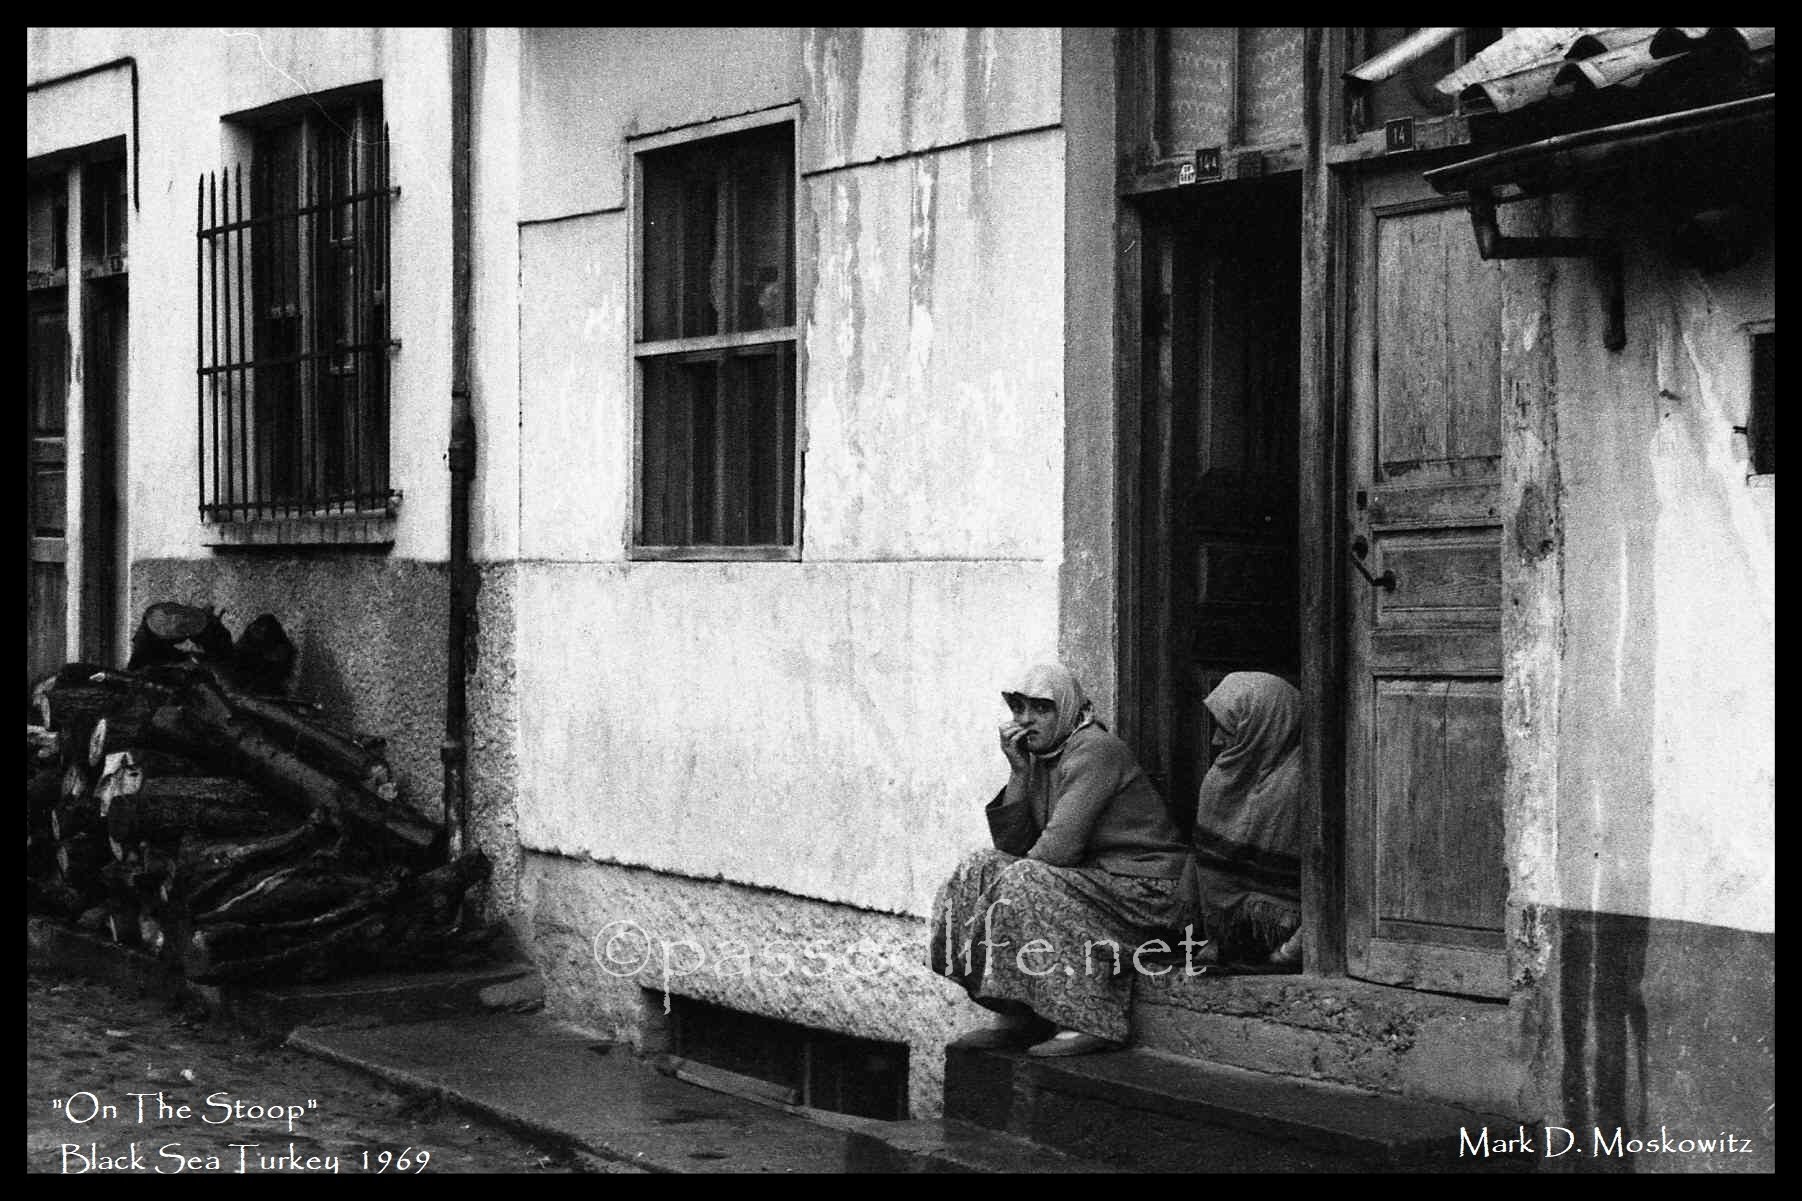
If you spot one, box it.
[443,26,476,861]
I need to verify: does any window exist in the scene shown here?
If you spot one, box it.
[197,92,395,523]
[1748,329,1773,476]
[634,118,797,555]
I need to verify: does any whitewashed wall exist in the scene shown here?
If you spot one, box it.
[513,28,1068,918]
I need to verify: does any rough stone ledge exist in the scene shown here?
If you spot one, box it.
[1130,971,1525,1118]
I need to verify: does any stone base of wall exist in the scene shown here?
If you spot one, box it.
[1521,905,1775,1173]
[521,851,984,1119]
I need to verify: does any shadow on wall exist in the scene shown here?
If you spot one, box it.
[1549,200,1659,1172]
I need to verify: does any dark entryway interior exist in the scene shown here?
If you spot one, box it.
[1128,173,1301,835]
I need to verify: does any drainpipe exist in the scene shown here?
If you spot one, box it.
[443,26,476,861]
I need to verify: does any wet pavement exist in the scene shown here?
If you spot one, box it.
[26,971,620,1175]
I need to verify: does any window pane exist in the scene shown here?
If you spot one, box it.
[642,167,682,341]
[681,174,721,337]
[33,467,67,538]
[733,132,794,331]
[642,345,793,547]
[641,124,793,340]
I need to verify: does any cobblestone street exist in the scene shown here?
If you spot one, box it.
[26,970,601,1175]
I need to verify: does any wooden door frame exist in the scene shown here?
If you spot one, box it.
[1297,27,1350,976]
[1113,29,1334,966]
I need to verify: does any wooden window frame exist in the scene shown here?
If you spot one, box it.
[1744,319,1774,480]
[628,105,802,562]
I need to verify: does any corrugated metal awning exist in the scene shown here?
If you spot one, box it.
[1437,26,1774,115]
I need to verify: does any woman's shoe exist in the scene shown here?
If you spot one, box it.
[1025,1030,1123,1058]
[957,1014,1053,1049]
[1228,929,1303,975]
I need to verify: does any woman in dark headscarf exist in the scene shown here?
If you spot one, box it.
[1191,672,1304,970]
[928,662,1198,1056]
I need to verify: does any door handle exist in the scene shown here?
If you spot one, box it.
[1349,535,1397,592]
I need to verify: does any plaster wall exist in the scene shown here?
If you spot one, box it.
[515,561,1057,918]
[512,29,1071,918]
[518,27,802,222]
[1506,196,1775,1170]
[27,27,455,566]
[1550,222,1774,935]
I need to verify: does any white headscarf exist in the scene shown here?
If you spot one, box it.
[1002,661,1095,756]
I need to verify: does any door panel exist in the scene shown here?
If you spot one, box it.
[1346,170,1507,997]
[28,292,69,694]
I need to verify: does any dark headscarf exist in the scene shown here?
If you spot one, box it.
[1192,672,1302,952]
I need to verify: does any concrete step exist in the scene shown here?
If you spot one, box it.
[1131,969,1526,1117]
[946,1039,1531,1172]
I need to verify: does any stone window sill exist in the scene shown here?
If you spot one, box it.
[202,511,396,549]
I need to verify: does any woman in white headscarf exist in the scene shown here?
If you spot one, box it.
[1191,672,1303,970]
[929,662,1198,1056]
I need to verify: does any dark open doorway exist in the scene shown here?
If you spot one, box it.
[1125,173,1301,835]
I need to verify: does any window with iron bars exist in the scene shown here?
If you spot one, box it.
[633,117,798,557]
[196,93,397,523]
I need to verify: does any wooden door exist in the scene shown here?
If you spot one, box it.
[1344,167,1507,998]
[28,291,69,695]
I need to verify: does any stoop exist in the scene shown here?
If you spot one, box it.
[1131,969,1526,1117]
[945,1039,1530,1173]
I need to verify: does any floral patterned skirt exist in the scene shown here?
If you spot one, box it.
[927,848,1189,1042]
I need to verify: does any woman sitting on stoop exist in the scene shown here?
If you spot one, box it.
[1191,672,1304,973]
[928,663,1199,1057]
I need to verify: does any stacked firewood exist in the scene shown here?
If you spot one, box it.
[26,602,490,984]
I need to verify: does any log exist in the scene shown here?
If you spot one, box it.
[203,667,395,797]
[139,913,167,956]
[153,688,437,859]
[106,901,141,946]
[191,857,379,928]
[40,684,115,738]
[127,602,232,669]
[27,724,59,765]
[28,877,88,919]
[50,792,101,842]
[173,819,334,912]
[108,747,211,779]
[186,850,490,982]
[28,765,61,836]
[57,831,112,888]
[106,779,289,844]
[230,613,297,694]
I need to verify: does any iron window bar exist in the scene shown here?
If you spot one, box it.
[195,117,401,524]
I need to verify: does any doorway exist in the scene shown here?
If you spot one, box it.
[27,153,127,697]
[1127,174,1301,835]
